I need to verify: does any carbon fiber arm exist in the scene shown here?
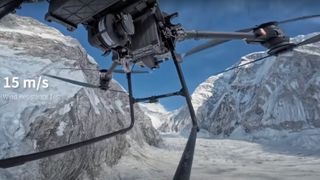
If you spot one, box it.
[0,0,22,19]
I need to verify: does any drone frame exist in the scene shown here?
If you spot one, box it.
[1,1,320,180]
[0,51,199,180]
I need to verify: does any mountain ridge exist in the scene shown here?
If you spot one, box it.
[0,14,161,180]
[160,33,320,145]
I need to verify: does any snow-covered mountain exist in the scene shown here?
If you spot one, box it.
[139,103,171,129]
[161,34,320,144]
[0,14,161,180]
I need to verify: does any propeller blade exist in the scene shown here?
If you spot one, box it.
[112,70,149,74]
[58,68,149,74]
[44,74,128,94]
[58,68,98,71]
[108,89,128,94]
[43,74,100,89]
[296,34,320,47]
[183,39,228,58]
[278,14,320,25]
[184,28,252,57]
[213,33,320,75]
[0,120,133,168]
[183,14,320,58]
[215,54,273,75]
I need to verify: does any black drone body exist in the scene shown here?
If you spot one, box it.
[0,1,320,180]
[45,0,179,70]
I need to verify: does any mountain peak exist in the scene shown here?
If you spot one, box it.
[161,33,320,145]
[0,14,161,179]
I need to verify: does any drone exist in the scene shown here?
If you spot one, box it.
[0,1,319,179]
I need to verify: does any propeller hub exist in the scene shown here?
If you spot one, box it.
[253,23,291,51]
[267,42,296,55]
[99,69,108,73]
[253,21,278,29]
[99,69,112,90]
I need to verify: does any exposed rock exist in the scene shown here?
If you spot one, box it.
[0,14,161,180]
[161,34,320,140]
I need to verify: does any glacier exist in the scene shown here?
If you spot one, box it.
[124,33,320,179]
[138,102,170,129]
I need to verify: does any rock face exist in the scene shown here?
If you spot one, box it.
[0,14,161,180]
[161,34,320,140]
[139,103,170,129]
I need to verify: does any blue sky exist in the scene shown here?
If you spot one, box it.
[16,0,320,110]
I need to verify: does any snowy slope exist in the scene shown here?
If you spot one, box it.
[161,33,320,144]
[112,135,320,180]
[0,14,161,180]
[139,103,170,129]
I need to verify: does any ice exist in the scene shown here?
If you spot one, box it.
[56,121,67,137]
[87,54,98,65]
[113,134,320,180]
[58,103,72,115]
[146,113,162,129]
[115,100,125,115]
[139,103,169,129]
[0,15,79,48]
[84,88,101,115]
[162,32,320,141]
[0,14,162,180]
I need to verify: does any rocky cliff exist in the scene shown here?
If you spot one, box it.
[161,34,320,143]
[0,14,161,180]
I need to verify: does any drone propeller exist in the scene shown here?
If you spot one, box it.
[216,54,273,75]
[43,74,126,93]
[58,68,149,74]
[296,33,320,46]
[183,14,320,57]
[44,74,100,88]
[277,14,320,24]
[216,33,320,75]
[182,28,251,58]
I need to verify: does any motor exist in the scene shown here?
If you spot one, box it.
[88,13,135,52]
[252,22,295,55]
[99,69,113,90]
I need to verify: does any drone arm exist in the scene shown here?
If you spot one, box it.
[134,90,184,103]
[183,30,262,41]
[183,39,227,57]
[0,0,22,19]
[0,126,133,168]
[0,74,136,169]
[106,61,118,75]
